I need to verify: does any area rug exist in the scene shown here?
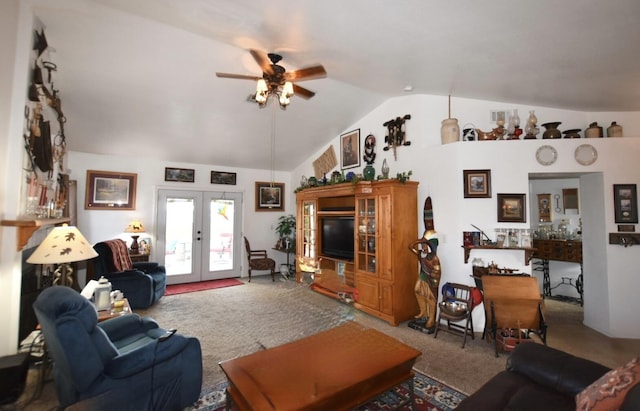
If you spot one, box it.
[186,368,466,411]
[165,278,244,296]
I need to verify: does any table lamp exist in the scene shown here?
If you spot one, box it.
[27,224,98,289]
[125,220,145,254]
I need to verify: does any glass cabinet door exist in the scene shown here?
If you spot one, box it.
[300,200,317,260]
[356,197,376,274]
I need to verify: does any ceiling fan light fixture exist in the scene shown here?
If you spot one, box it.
[278,94,290,107]
[255,79,268,105]
[282,81,294,98]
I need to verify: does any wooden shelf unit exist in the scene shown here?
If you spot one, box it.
[1,217,71,250]
[296,180,419,326]
[463,245,537,266]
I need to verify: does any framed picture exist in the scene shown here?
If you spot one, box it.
[340,129,360,170]
[613,184,638,223]
[463,169,491,198]
[138,236,152,255]
[211,171,237,185]
[255,181,284,211]
[85,170,137,210]
[164,167,195,183]
[497,193,526,223]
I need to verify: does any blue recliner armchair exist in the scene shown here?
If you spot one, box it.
[91,239,166,309]
[33,286,202,410]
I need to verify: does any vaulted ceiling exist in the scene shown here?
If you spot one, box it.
[32,0,640,171]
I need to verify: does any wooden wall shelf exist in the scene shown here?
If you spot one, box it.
[463,245,537,266]
[1,217,70,250]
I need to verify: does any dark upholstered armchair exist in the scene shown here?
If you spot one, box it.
[33,286,202,410]
[243,236,275,282]
[91,239,166,309]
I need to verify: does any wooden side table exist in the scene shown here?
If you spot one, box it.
[129,253,149,263]
[97,298,132,322]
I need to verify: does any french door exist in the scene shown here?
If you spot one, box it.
[157,189,243,284]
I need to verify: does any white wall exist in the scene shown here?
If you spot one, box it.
[292,94,640,338]
[68,151,294,284]
[0,0,37,357]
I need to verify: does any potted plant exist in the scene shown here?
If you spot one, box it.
[275,214,296,250]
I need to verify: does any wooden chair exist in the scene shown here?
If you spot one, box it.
[434,283,477,348]
[243,236,275,282]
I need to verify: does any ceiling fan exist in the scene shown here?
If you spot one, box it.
[216,49,326,107]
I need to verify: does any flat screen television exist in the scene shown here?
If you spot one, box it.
[321,216,355,261]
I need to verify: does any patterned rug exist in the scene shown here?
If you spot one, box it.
[186,368,466,411]
[165,278,244,296]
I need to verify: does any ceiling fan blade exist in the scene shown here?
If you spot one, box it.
[250,49,274,75]
[285,65,327,82]
[216,72,262,81]
[293,83,316,99]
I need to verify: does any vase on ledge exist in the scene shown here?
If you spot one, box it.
[363,165,375,181]
[541,122,562,139]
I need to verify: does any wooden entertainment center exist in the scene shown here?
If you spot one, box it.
[296,180,419,326]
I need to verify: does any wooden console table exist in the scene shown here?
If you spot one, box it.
[219,322,421,411]
[532,239,583,305]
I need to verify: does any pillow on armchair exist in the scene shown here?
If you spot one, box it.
[91,239,166,309]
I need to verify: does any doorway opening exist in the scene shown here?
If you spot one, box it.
[528,171,604,323]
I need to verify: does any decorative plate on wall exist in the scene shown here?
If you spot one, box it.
[536,145,558,166]
[575,144,598,166]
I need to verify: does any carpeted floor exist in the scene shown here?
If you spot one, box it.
[164,278,244,296]
[19,275,511,410]
[190,368,465,411]
[135,275,510,404]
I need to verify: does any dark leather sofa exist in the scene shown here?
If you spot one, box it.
[457,342,640,411]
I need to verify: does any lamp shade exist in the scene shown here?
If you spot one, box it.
[125,221,145,233]
[27,224,98,264]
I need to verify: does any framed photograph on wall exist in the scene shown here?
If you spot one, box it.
[165,167,195,182]
[340,129,360,170]
[211,171,237,185]
[613,184,638,223]
[497,193,526,223]
[255,181,284,211]
[85,170,137,210]
[463,169,491,198]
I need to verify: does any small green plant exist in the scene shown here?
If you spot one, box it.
[396,170,413,183]
[275,214,296,239]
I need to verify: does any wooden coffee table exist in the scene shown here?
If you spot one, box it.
[219,322,421,411]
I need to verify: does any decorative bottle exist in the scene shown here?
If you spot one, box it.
[381,159,390,179]
[607,121,623,137]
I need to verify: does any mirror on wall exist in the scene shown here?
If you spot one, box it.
[538,193,551,222]
[563,188,579,213]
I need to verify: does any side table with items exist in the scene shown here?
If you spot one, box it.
[97,298,132,322]
[129,253,150,263]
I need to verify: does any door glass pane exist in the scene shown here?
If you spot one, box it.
[209,198,235,271]
[164,198,194,275]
